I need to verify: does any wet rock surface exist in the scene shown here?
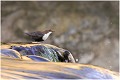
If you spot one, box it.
[1,43,119,79]
[1,56,119,79]
[1,43,75,63]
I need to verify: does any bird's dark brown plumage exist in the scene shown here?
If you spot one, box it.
[25,30,54,42]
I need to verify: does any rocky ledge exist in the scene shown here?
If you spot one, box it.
[1,42,119,79]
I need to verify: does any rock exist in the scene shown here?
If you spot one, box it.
[1,49,22,59]
[26,55,50,62]
[1,56,119,79]
[1,42,75,63]
[1,43,119,79]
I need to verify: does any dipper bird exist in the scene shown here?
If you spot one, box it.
[25,30,54,42]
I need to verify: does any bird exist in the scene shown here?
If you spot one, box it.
[25,30,54,42]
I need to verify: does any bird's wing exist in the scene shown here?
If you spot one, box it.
[25,31,43,36]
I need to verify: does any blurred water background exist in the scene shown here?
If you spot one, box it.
[1,1,119,71]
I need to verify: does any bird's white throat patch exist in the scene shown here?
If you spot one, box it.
[42,32,52,40]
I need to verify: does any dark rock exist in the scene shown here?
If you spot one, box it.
[1,43,75,63]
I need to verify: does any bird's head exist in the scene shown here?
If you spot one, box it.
[44,29,54,34]
[48,29,55,33]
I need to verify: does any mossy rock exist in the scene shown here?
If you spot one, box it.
[1,42,75,63]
